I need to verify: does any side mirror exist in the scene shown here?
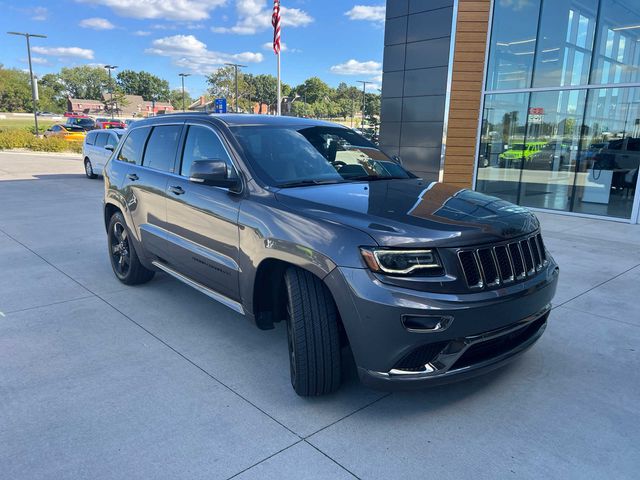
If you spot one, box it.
[105,144,115,152]
[392,154,403,165]
[189,159,241,190]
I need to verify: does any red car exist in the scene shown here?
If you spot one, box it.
[95,118,126,129]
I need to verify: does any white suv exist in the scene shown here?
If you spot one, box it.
[82,129,125,178]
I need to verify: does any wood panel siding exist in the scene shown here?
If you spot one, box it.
[442,0,491,189]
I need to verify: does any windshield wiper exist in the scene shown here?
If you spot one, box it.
[276,179,347,188]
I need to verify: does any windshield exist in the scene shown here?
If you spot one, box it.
[231,125,413,187]
[510,144,525,151]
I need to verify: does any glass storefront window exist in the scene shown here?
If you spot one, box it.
[476,0,640,221]
[519,90,586,211]
[476,93,530,204]
[573,87,640,218]
[591,0,640,85]
[485,0,541,91]
[532,0,598,87]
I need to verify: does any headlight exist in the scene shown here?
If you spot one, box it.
[360,248,441,275]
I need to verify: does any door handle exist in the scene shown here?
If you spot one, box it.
[169,185,185,195]
[127,173,139,181]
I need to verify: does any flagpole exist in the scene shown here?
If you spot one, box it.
[277,52,281,116]
[272,0,282,116]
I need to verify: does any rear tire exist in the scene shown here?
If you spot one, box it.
[107,212,154,285]
[84,158,97,179]
[284,267,341,396]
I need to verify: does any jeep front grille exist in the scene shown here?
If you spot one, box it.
[457,232,547,290]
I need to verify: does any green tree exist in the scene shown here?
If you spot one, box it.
[290,101,307,117]
[0,66,32,112]
[253,74,278,111]
[58,66,110,99]
[364,92,380,119]
[294,77,331,104]
[116,69,170,101]
[38,73,66,112]
[168,88,194,111]
[335,82,360,102]
[207,66,247,111]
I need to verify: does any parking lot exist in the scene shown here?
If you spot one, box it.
[1,151,638,479]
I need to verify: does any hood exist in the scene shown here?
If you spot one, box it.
[274,179,539,247]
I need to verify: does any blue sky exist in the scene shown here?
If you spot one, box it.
[1,1,386,96]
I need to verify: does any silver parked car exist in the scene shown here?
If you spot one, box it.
[82,129,125,178]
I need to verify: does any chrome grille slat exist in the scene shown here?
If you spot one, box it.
[458,232,547,290]
[477,248,500,287]
[520,239,536,275]
[529,236,542,271]
[509,242,526,280]
[493,245,514,283]
[536,233,548,265]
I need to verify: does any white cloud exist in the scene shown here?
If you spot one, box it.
[79,17,116,30]
[133,30,151,36]
[23,56,49,65]
[330,59,382,76]
[30,6,48,21]
[213,0,313,35]
[146,34,263,74]
[75,0,226,21]
[31,46,95,60]
[345,5,385,23]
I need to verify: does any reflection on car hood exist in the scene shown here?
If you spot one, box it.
[275,179,540,247]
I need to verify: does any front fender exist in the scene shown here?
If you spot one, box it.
[237,199,377,316]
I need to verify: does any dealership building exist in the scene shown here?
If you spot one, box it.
[379,0,640,223]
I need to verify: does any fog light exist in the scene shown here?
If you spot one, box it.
[402,315,453,333]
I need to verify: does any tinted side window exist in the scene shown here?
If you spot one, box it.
[143,125,182,173]
[95,133,108,148]
[85,132,96,145]
[180,125,234,177]
[118,127,150,165]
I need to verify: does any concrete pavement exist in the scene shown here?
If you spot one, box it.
[0,151,638,479]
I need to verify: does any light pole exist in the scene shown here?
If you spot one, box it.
[179,73,191,111]
[224,63,246,113]
[104,65,118,120]
[7,31,47,135]
[357,81,372,129]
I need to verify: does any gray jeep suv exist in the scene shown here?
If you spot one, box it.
[103,113,559,396]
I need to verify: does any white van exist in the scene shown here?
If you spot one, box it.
[82,129,125,178]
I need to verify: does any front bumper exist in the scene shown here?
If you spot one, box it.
[323,260,558,389]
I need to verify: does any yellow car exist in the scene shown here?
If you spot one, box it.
[44,124,87,142]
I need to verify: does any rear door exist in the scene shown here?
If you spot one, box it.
[116,124,182,259]
[93,132,109,171]
[163,122,242,302]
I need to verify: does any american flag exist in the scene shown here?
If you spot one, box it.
[272,0,281,55]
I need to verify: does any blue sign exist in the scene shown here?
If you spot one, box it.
[214,98,227,113]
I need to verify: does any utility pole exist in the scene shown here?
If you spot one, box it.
[351,96,355,128]
[224,63,246,113]
[179,73,191,111]
[7,31,47,135]
[104,65,118,120]
[357,80,371,130]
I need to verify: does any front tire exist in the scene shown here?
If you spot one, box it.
[84,158,97,179]
[107,212,154,285]
[284,267,341,396]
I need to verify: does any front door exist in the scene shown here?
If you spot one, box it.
[164,123,242,302]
